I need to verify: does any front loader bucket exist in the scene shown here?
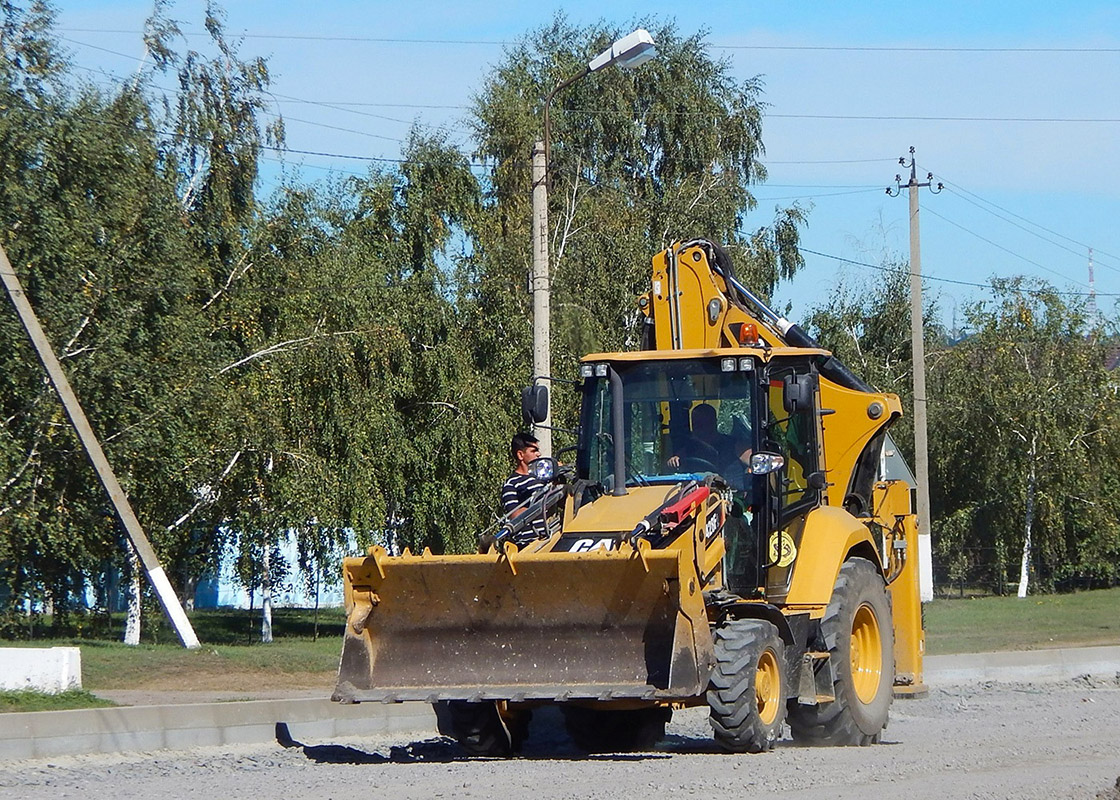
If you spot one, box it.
[333,543,712,704]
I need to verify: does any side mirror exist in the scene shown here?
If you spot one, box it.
[749,452,785,475]
[783,373,815,414]
[521,384,549,426]
[528,456,558,482]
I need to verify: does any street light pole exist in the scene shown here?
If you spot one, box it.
[530,139,552,455]
[530,29,656,456]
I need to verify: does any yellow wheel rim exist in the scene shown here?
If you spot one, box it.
[850,602,883,704]
[756,648,781,726]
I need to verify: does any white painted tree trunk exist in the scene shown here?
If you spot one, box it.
[260,546,273,643]
[124,548,142,645]
[1017,439,1037,599]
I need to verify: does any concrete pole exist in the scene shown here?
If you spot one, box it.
[530,140,552,457]
[906,160,935,602]
[0,244,201,648]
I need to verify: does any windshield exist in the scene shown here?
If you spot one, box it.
[580,358,756,491]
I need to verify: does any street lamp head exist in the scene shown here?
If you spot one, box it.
[588,28,657,73]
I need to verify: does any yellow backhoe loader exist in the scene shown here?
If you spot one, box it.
[334,238,926,755]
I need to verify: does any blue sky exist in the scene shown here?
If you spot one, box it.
[48,1,1120,328]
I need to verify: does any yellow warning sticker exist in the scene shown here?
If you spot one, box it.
[768,531,797,568]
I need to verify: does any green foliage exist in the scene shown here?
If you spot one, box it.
[0,5,865,625]
[0,687,116,713]
[469,15,805,444]
[809,262,1120,594]
[928,280,1120,592]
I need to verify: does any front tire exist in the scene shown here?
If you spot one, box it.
[788,557,894,746]
[707,618,787,753]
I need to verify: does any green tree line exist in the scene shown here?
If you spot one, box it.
[808,267,1120,595]
[0,5,805,634]
[0,4,1116,639]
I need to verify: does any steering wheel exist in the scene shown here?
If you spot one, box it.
[677,456,720,474]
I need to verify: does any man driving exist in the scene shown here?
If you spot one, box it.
[667,403,751,476]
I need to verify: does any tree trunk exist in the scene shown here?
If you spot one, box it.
[124,548,142,645]
[183,574,198,611]
[313,567,320,642]
[1017,439,1037,599]
[260,546,273,643]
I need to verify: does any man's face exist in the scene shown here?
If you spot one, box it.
[517,443,541,467]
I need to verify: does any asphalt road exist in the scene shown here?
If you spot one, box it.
[2,676,1119,800]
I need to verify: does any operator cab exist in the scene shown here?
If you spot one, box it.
[572,349,826,595]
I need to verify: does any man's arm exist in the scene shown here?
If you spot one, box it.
[501,478,521,515]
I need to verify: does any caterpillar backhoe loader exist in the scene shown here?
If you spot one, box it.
[334,238,926,755]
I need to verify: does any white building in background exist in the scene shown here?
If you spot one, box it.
[193,528,349,609]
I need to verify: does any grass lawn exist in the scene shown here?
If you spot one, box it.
[1,608,346,703]
[924,586,1120,654]
[0,689,117,713]
[80,607,345,692]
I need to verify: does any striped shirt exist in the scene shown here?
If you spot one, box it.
[501,472,549,542]
[501,472,544,514]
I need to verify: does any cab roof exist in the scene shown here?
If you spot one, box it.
[580,346,830,363]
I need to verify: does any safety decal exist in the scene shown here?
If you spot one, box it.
[704,506,723,541]
[768,530,797,568]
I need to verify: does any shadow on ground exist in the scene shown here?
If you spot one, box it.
[275,706,732,763]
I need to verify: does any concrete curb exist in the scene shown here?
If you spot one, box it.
[925,644,1120,685]
[3,645,1118,761]
[0,697,435,761]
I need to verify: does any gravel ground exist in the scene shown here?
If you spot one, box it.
[2,677,1119,800]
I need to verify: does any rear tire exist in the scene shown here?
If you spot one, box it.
[707,618,787,753]
[562,706,671,752]
[434,700,515,756]
[788,557,894,746]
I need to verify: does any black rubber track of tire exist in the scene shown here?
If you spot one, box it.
[707,618,786,753]
[562,706,671,752]
[433,701,513,756]
[787,557,894,746]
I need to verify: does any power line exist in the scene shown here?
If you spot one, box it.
[799,247,1118,298]
[929,172,1120,270]
[58,28,1120,53]
[281,116,406,144]
[923,206,1091,288]
[45,46,1120,289]
[767,113,1120,124]
[61,37,1120,126]
[763,157,897,165]
[938,184,1120,275]
[718,44,1120,54]
[754,188,883,201]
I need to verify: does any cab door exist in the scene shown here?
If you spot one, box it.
[758,359,825,601]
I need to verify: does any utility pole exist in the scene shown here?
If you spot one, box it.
[0,243,200,648]
[888,147,941,602]
[530,139,552,457]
